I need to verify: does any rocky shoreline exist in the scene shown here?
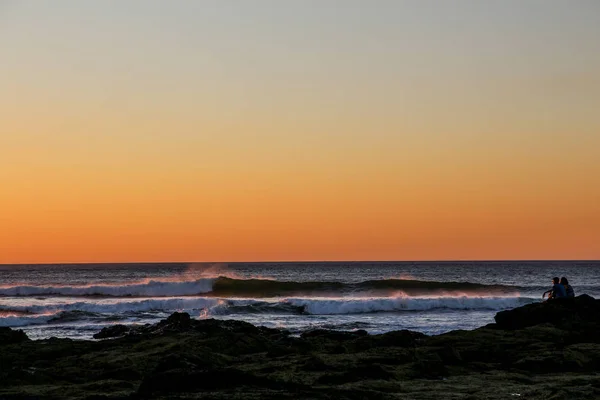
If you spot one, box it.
[1,295,599,399]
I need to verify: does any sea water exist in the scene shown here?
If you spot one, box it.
[1,261,598,340]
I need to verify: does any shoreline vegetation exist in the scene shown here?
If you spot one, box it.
[1,296,599,399]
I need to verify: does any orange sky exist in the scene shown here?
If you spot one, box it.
[1,2,599,263]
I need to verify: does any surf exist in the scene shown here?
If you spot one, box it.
[0,279,216,297]
[0,276,518,298]
[0,295,536,328]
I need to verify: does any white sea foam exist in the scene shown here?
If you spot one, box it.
[285,296,536,314]
[0,279,215,297]
[0,297,220,317]
[0,296,536,325]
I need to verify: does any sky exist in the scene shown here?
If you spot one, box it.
[1,0,599,263]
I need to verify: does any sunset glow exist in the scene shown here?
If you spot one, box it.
[1,1,599,263]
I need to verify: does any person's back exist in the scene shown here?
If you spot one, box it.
[552,282,567,298]
[560,277,575,298]
[565,285,575,297]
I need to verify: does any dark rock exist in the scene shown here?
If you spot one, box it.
[412,353,448,379]
[99,366,142,381]
[317,364,395,384]
[93,324,130,339]
[373,329,427,347]
[155,311,191,331]
[153,353,199,373]
[301,355,332,371]
[512,353,564,373]
[4,298,600,400]
[137,367,299,395]
[153,352,225,372]
[266,344,298,357]
[563,343,600,372]
[436,345,463,365]
[0,327,29,345]
[495,295,600,331]
[301,329,368,340]
[191,317,266,335]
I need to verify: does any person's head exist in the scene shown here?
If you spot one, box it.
[552,277,560,284]
[560,277,569,285]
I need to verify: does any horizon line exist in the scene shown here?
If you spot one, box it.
[1,259,599,266]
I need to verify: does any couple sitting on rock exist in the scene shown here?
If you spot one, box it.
[542,277,575,300]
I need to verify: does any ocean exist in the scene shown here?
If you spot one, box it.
[1,261,598,340]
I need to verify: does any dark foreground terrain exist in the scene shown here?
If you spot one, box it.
[1,296,599,400]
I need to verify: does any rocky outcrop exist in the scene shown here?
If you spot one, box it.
[0,327,29,345]
[1,296,599,399]
[495,294,600,331]
[93,323,130,339]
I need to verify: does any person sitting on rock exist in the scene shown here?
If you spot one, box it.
[542,277,566,300]
[560,277,575,298]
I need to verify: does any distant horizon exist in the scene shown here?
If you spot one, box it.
[2,259,599,266]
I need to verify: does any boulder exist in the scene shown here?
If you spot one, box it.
[494,295,600,331]
[93,324,130,339]
[0,327,29,345]
[155,311,191,331]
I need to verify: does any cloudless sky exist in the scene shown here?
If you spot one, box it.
[1,0,599,263]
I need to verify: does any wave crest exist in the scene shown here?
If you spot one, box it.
[0,276,517,298]
[0,279,215,297]
[0,295,537,327]
[210,277,515,297]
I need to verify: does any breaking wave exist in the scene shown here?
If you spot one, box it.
[0,279,215,297]
[0,295,535,327]
[284,296,535,315]
[0,275,531,328]
[0,297,219,316]
[0,314,54,327]
[0,277,516,298]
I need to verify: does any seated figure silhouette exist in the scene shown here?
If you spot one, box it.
[560,277,575,298]
[542,277,566,300]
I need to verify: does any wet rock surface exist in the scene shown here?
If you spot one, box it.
[1,296,599,399]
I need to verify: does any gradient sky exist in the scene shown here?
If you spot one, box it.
[1,0,599,263]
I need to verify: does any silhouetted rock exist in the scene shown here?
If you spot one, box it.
[155,311,191,331]
[373,329,427,347]
[495,294,600,332]
[1,296,600,399]
[301,329,368,340]
[93,324,130,339]
[0,327,29,345]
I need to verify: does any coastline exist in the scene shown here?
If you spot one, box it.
[1,296,599,399]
